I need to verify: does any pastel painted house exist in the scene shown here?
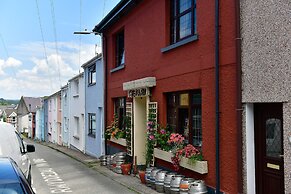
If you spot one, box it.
[68,72,85,152]
[43,97,49,142]
[82,55,105,158]
[3,108,17,128]
[17,96,41,138]
[47,91,62,145]
[94,0,240,193]
[61,84,70,147]
[35,100,44,141]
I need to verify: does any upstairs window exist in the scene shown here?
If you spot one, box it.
[171,0,196,44]
[115,30,125,67]
[88,65,96,85]
[73,80,79,96]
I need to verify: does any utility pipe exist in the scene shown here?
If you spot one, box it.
[235,0,243,192]
[215,0,220,193]
[102,34,108,155]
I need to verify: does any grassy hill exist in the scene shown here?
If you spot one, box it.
[0,98,19,105]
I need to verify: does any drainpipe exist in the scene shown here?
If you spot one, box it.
[102,34,108,155]
[215,0,220,193]
[235,0,243,193]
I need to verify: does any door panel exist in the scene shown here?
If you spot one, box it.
[254,103,284,194]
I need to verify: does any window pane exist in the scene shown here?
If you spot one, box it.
[92,71,96,83]
[179,0,192,13]
[92,115,96,131]
[266,119,282,158]
[179,12,192,39]
[167,93,176,105]
[192,107,202,147]
[116,31,125,67]
[167,107,177,131]
[192,93,201,104]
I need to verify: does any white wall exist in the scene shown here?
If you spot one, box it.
[68,74,85,152]
[245,103,256,194]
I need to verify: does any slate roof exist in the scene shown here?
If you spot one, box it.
[22,97,42,113]
[4,108,17,117]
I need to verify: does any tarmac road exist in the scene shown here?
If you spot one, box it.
[28,142,136,194]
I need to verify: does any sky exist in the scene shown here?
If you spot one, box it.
[0,0,120,99]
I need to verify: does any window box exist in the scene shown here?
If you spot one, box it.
[110,137,126,147]
[154,148,208,174]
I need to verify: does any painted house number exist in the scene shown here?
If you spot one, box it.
[128,88,149,98]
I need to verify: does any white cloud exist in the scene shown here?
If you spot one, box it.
[0,57,22,75]
[0,41,100,99]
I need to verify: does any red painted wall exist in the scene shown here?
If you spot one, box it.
[103,0,238,193]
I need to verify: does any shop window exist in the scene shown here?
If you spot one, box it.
[171,0,196,44]
[115,30,125,67]
[167,90,202,147]
[114,97,126,130]
[88,113,96,138]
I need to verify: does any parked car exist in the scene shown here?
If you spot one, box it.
[0,157,35,194]
[0,122,35,184]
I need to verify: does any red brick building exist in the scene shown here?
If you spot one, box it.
[94,0,240,193]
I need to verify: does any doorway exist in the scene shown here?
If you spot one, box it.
[133,96,147,165]
[254,103,284,194]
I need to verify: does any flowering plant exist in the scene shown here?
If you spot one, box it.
[168,133,185,151]
[171,143,203,171]
[145,113,157,167]
[155,126,172,151]
[105,114,125,140]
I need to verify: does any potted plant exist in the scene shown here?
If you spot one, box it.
[106,114,126,140]
[120,154,132,175]
[121,163,132,175]
[137,165,146,184]
[167,133,203,171]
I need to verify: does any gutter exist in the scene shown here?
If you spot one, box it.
[235,0,243,193]
[215,0,220,193]
[96,0,132,32]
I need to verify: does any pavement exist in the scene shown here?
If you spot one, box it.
[36,141,159,194]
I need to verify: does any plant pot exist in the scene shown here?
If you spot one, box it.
[139,170,146,184]
[121,163,132,175]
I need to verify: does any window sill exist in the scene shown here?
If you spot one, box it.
[161,35,198,53]
[110,64,125,73]
[73,135,80,140]
[88,83,96,87]
[154,148,208,174]
[73,94,79,98]
[88,133,96,138]
[110,137,126,147]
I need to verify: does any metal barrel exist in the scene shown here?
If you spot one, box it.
[188,180,208,194]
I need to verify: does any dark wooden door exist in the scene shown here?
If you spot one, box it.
[254,103,284,194]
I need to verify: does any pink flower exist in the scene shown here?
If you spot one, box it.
[149,135,155,140]
[160,129,166,134]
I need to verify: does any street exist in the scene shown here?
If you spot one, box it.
[28,142,136,194]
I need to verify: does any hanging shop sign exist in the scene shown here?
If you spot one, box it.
[128,88,150,98]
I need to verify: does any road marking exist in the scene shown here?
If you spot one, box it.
[33,159,72,193]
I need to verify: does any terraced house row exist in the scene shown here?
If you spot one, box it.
[15,0,290,193]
